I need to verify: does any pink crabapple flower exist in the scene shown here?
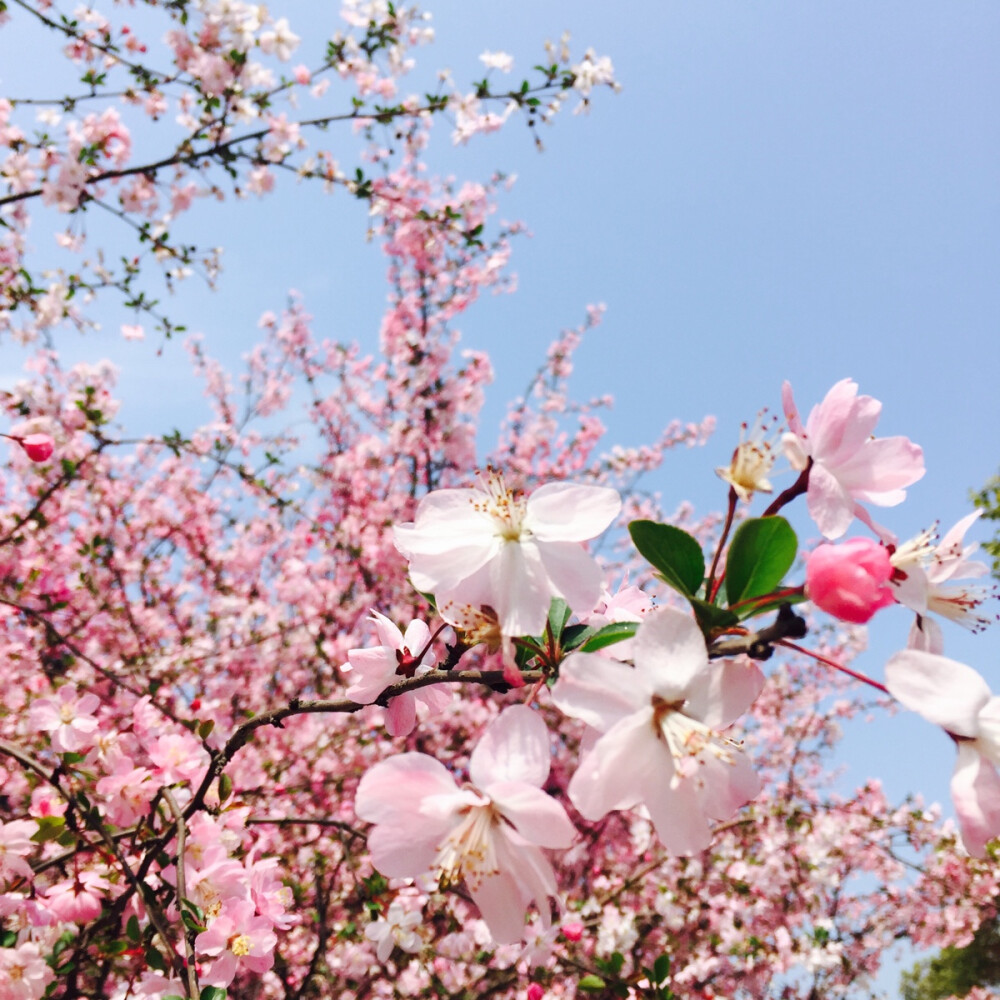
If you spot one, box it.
[393,470,621,637]
[194,897,278,987]
[805,537,897,625]
[0,942,54,1000]
[782,378,924,540]
[28,684,100,753]
[343,611,451,737]
[355,705,577,944]
[0,820,37,886]
[550,606,764,855]
[885,649,1000,857]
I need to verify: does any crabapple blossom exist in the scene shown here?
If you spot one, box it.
[364,900,423,962]
[343,611,451,736]
[805,538,896,624]
[0,821,36,886]
[394,470,621,636]
[355,705,576,943]
[890,511,995,632]
[195,898,278,987]
[551,606,763,855]
[715,411,780,503]
[782,378,924,539]
[28,684,100,753]
[885,649,1000,857]
[0,942,53,1000]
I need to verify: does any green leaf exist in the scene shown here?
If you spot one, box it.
[547,598,572,638]
[31,816,65,843]
[145,946,167,973]
[725,517,798,606]
[733,590,808,623]
[578,975,606,991]
[579,621,639,653]
[653,954,671,984]
[628,521,704,597]
[559,623,597,652]
[126,915,141,943]
[690,598,739,638]
[200,988,228,1000]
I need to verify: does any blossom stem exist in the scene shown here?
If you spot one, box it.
[777,639,890,695]
[706,486,738,602]
[761,461,811,517]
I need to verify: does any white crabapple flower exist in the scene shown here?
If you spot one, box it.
[393,470,621,638]
[354,705,576,944]
[714,410,782,504]
[889,511,995,641]
[343,612,452,737]
[781,378,924,540]
[551,606,764,855]
[365,900,423,962]
[885,649,1000,857]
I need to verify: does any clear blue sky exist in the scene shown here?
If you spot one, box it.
[3,2,999,980]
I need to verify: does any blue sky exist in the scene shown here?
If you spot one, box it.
[3,1,999,975]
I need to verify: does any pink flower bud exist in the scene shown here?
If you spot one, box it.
[527,985,545,1000]
[561,921,584,942]
[805,537,896,624]
[21,434,54,463]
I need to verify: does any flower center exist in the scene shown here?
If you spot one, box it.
[229,933,252,957]
[434,802,500,891]
[473,469,528,543]
[651,696,740,775]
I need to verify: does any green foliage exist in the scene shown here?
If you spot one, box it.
[901,915,1000,1000]
[628,521,704,597]
[724,516,797,607]
[971,470,1000,579]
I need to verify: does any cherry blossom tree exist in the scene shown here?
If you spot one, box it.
[0,4,997,1000]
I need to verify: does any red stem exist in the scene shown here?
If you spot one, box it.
[777,639,889,695]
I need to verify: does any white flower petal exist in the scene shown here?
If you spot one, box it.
[885,651,991,737]
[525,483,620,541]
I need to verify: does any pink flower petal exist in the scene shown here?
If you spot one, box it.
[951,742,1000,858]
[469,705,550,789]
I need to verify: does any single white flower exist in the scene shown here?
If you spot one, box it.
[394,470,620,636]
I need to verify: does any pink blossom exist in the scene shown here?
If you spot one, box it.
[96,758,155,827]
[551,606,763,855]
[394,470,621,636]
[355,705,576,943]
[805,538,896,624]
[44,870,109,923]
[28,685,100,753]
[782,379,924,539]
[147,732,209,786]
[0,820,37,885]
[0,942,53,999]
[195,898,277,987]
[343,611,450,736]
[885,650,1000,857]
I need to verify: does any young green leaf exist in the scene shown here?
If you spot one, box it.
[724,516,797,606]
[628,521,704,597]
